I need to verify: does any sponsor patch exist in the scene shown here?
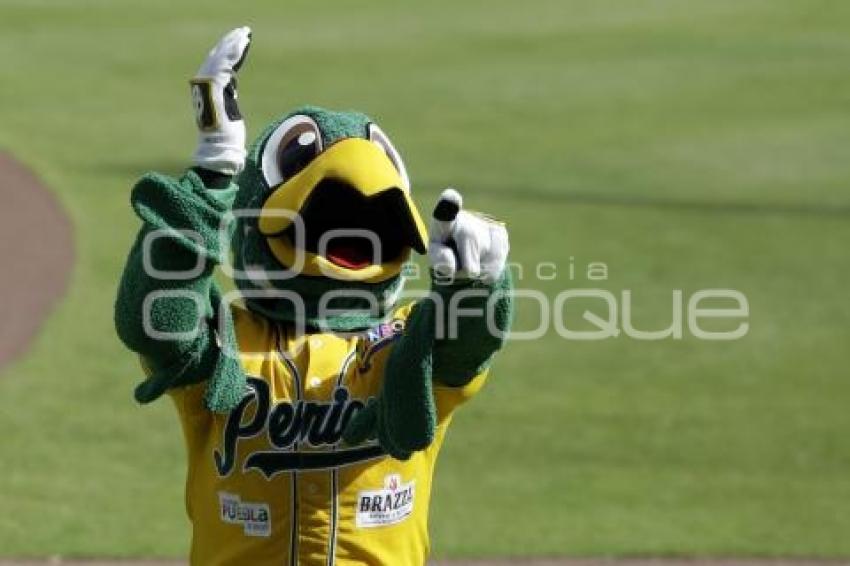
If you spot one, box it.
[356,474,415,528]
[219,491,270,537]
[356,318,405,373]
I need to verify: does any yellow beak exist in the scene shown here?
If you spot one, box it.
[258,137,429,283]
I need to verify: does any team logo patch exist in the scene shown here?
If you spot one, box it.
[356,318,406,373]
[356,474,415,528]
[215,377,385,478]
[219,491,271,537]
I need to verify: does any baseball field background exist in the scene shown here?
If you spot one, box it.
[1,0,849,560]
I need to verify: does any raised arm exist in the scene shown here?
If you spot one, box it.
[114,27,252,412]
[344,189,513,458]
[427,188,513,385]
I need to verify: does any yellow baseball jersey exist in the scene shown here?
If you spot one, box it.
[166,302,486,566]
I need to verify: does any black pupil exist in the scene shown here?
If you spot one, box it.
[279,131,318,181]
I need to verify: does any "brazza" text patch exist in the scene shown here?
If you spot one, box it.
[355,474,415,528]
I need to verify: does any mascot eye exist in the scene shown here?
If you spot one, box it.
[261,115,323,188]
[368,123,410,191]
[279,129,320,179]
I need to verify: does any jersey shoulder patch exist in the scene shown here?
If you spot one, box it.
[354,304,412,374]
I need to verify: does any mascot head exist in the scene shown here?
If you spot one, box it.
[231,106,428,331]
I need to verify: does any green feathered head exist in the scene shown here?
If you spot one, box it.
[231,106,428,331]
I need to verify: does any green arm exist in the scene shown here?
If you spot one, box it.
[431,268,514,386]
[114,168,245,412]
[343,269,514,458]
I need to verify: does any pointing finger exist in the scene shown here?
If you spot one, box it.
[430,187,462,243]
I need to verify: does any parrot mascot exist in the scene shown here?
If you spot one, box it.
[115,27,513,566]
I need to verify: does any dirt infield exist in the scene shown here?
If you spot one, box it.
[0,152,73,372]
[0,559,847,566]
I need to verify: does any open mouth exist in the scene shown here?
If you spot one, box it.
[275,179,422,270]
[257,135,429,282]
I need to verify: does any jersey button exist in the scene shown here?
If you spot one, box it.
[308,376,322,389]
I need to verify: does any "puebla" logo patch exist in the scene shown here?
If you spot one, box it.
[219,491,271,537]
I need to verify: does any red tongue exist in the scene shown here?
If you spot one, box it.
[326,239,373,270]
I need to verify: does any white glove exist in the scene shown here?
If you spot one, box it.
[190,26,252,175]
[428,188,509,283]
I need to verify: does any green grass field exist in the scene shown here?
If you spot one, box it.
[1,0,850,558]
